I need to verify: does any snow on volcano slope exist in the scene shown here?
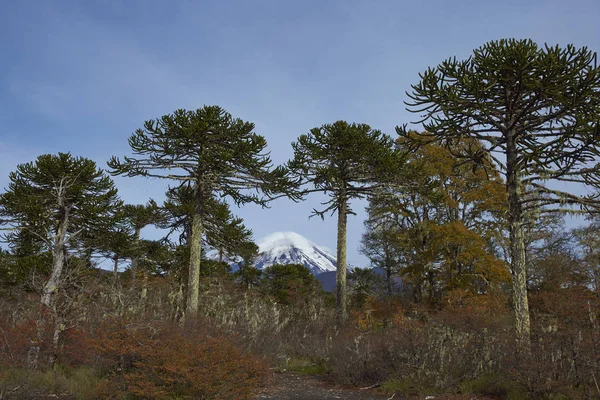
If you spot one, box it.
[254,232,337,275]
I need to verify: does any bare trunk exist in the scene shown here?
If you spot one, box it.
[42,235,67,308]
[386,265,393,298]
[130,227,141,284]
[140,273,148,303]
[427,269,437,303]
[507,134,531,353]
[48,313,65,368]
[336,198,348,323]
[186,184,204,317]
[112,256,119,285]
[32,204,70,368]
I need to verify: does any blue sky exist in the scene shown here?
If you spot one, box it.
[1,0,599,266]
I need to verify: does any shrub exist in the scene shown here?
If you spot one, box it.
[0,316,37,368]
[0,366,106,400]
[94,319,269,399]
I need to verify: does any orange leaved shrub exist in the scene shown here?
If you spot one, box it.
[94,319,269,399]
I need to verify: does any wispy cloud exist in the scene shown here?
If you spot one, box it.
[1,0,599,265]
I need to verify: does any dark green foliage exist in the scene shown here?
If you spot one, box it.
[109,105,298,314]
[262,264,322,305]
[289,121,401,217]
[400,39,600,213]
[199,259,232,279]
[162,184,258,263]
[0,152,122,270]
[1,153,121,244]
[119,200,167,278]
[0,241,51,288]
[399,38,600,350]
[289,120,403,322]
[108,106,299,207]
[235,265,263,288]
[122,200,165,234]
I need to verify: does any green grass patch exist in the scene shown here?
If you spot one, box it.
[284,357,331,375]
[458,374,529,400]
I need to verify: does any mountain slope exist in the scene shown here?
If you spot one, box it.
[254,232,337,275]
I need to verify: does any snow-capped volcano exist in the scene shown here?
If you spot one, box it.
[254,232,337,275]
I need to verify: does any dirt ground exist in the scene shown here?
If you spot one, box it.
[256,372,499,400]
[256,372,392,400]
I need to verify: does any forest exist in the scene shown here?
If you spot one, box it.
[1,39,600,399]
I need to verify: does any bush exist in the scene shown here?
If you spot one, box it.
[94,319,269,399]
[0,366,105,400]
[0,316,37,368]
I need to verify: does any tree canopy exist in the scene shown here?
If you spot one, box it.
[399,38,600,351]
[288,120,402,322]
[108,105,299,316]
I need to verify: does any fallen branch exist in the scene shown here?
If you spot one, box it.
[359,383,381,390]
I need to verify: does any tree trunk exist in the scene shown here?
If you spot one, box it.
[49,313,65,368]
[427,269,436,303]
[386,265,393,298]
[130,227,141,284]
[507,134,531,353]
[186,185,204,317]
[336,198,348,323]
[43,248,66,309]
[113,256,119,285]
[32,206,69,368]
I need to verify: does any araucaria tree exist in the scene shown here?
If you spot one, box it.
[108,106,298,317]
[288,121,400,323]
[0,152,121,364]
[121,200,165,280]
[400,39,600,351]
[162,184,258,266]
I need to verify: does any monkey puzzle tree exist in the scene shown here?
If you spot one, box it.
[288,121,401,322]
[1,153,121,308]
[162,184,257,263]
[121,200,165,279]
[0,152,121,365]
[0,228,52,288]
[108,106,297,316]
[400,39,600,351]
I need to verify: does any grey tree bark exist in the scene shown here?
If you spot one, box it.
[186,184,204,317]
[32,180,71,368]
[42,210,69,308]
[130,227,141,284]
[506,133,531,353]
[336,198,348,323]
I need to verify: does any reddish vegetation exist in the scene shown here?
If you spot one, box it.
[2,263,600,399]
[94,319,269,399]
